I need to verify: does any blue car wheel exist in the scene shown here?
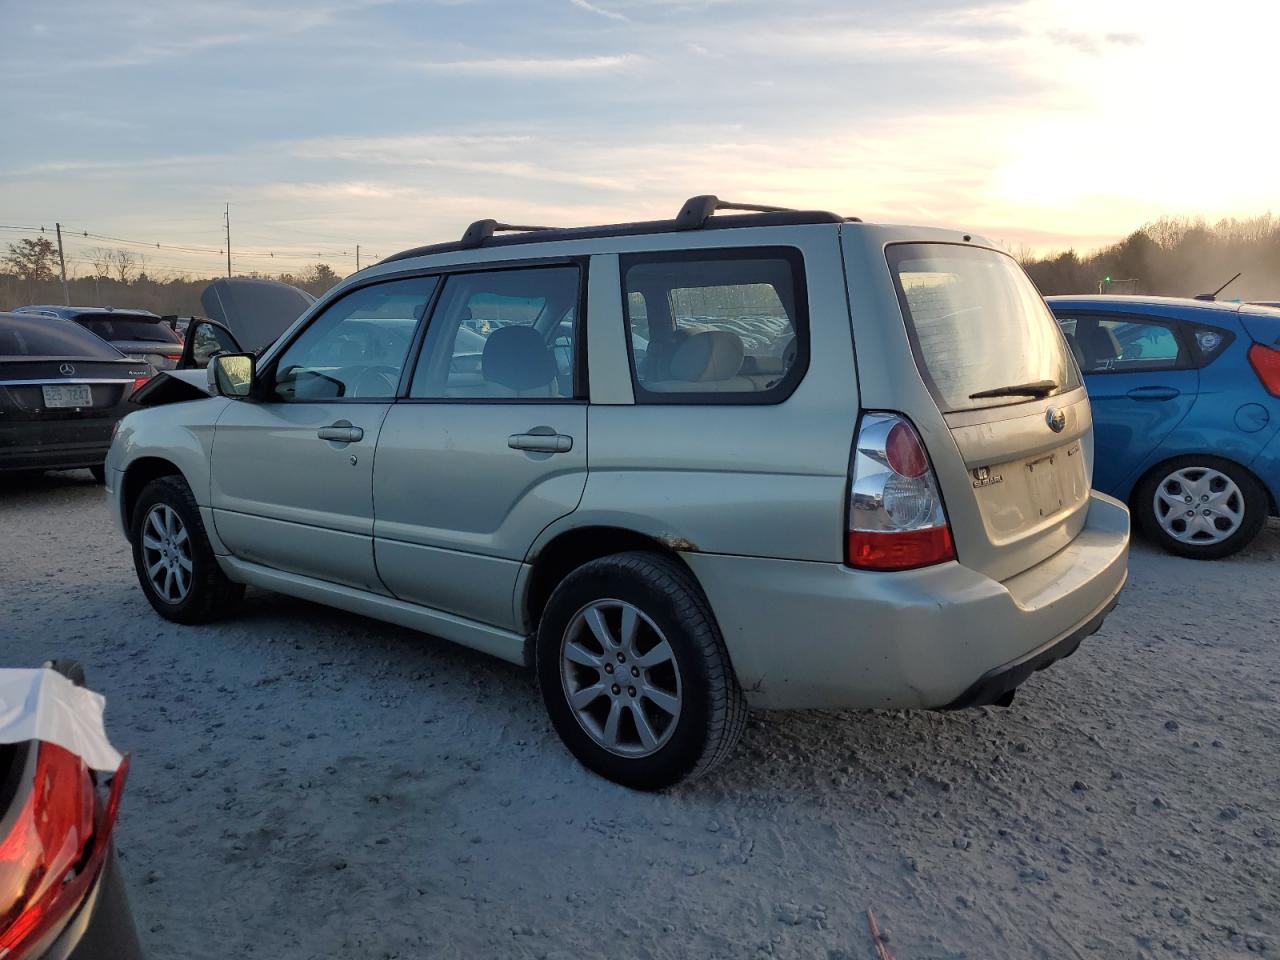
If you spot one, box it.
[1134,455,1269,559]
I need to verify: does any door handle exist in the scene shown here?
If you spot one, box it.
[508,431,573,453]
[1126,386,1180,401]
[317,420,364,443]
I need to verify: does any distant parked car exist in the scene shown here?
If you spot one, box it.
[0,661,144,960]
[14,306,184,371]
[1049,295,1280,558]
[0,312,152,481]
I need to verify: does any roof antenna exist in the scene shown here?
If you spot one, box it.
[1195,271,1241,302]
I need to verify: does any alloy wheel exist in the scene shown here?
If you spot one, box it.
[559,599,683,758]
[140,503,193,603]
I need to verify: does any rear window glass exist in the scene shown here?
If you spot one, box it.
[0,315,124,359]
[74,315,180,344]
[621,248,807,403]
[887,244,1080,412]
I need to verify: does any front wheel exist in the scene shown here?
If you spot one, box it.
[536,552,747,790]
[130,475,244,623]
[1134,456,1268,560]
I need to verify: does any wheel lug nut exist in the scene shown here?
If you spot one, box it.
[627,686,636,697]
[1186,510,1194,517]
[631,666,639,677]
[604,664,614,674]
[1184,496,1192,503]
[611,684,620,695]
[616,653,625,664]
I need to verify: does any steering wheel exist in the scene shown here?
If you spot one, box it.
[348,364,401,398]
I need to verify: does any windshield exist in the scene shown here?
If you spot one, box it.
[887,243,1081,413]
[74,315,181,344]
[0,314,125,358]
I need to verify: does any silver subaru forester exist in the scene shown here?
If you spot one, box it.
[106,195,1129,789]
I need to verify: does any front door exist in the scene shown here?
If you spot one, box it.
[1062,312,1199,493]
[209,275,439,591]
[373,264,587,630]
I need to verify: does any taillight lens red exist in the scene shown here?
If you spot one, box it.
[130,377,150,396]
[0,746,128,959]
[1248,343,1280,396]
[847,412,956,571]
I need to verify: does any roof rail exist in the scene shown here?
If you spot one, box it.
[459,219,558,250]
[674,195,795,231]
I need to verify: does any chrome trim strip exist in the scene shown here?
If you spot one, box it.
[0,378,138,386]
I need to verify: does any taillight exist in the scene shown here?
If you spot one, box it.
[846,412,956,570]
[1248,343,1280,396]
[0,745,128,959]
[130,377,150,396]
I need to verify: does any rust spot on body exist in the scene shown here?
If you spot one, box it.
[659,534,699,553]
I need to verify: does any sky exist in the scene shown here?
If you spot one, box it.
[1,0,1275,278]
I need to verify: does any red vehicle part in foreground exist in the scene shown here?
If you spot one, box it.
[0,744,129,959]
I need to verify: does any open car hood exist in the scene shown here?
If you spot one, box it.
[200,277,315,353]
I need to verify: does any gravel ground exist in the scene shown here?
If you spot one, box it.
[2,470,1278,960]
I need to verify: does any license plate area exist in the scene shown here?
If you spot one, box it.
[1026,452,1065,518]
[42,384,94,408]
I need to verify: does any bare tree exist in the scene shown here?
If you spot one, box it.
[85,247,114,279]
[111,249,144,283]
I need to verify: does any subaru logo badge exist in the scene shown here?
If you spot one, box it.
[1046,407,1066,433]
[59,363,75,377]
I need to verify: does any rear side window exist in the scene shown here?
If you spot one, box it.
[1054,315,1186,373]
[74,316,181,344]
[887,243,1080,412]
[621,248,807,403]
[0,315,123,359]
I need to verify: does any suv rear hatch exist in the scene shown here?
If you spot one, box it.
[843,230,1091,582]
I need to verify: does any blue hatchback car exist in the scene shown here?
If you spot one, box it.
[1047,296,1280,558]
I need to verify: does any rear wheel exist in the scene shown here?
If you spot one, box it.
[536,551,747,790]
[1134,456,1268,559]
[130,475,244,623]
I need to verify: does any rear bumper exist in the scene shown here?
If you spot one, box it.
[0,440,111,472]
[52,844,145,960]
[685,491,1130,710]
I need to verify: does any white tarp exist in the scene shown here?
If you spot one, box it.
[0,669,123,772]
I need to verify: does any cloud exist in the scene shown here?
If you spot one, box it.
[1047,28,1143,55]
[569,0,630,22]
[417,54,642,76]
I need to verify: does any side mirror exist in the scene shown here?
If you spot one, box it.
[180,318,243,370]
[208,353,256,399]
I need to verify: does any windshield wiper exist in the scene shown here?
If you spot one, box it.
[969,379,1058,400]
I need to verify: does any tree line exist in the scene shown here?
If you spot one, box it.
[1020,214,1280,300]
[0,235,344,315]
[4,214,1279,317]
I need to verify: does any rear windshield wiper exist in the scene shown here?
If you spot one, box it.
[969,379,1058,400]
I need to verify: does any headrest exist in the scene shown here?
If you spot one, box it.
[1085,326,1121,364]
[481,325,558,391]
[669,331,745,382]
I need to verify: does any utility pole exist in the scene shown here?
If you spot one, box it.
[54,222,70,305]
[356,244,360,271]
[224,203,232,278]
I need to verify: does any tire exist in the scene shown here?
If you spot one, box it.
[535,551,747,790]
[1134,456,1269,560]
[130,475,244,623]
[43,659,86,686]
[88,465,106,484]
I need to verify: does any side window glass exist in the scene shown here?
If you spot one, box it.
[409,266,580,399]
[1078,317,1182,373]
[272,276,437,401]
[621,249,807,403]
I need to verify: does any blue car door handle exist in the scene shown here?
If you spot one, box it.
[1126,385,1180,401]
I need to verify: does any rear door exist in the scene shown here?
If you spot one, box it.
[846,236,1094,583]
[372,264,587,631]
[1052,311,1198,494]
[209,276,438,592]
